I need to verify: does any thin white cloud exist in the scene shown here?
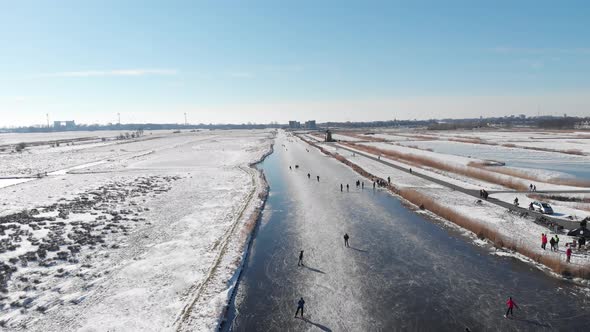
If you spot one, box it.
[226,71,253,78]
[262,64,304,73]
[0,96,28,103]
[491,47,590,55]
[36,69,178,78]
[224,64,304,78]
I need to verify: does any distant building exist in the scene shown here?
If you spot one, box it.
[288,121,301,129]
[54,120,76,130]
[325,129,334,142]
[305,120,316,129]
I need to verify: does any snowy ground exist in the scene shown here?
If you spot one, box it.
[0,130,274,331]
[491,192,589,222]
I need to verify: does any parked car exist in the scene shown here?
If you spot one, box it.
[530,201,554,214]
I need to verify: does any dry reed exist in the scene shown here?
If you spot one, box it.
[468,162,590,188]
[399,188,590,278]
[347,143,528,190]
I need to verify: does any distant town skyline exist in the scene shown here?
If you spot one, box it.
[1,1,589,127]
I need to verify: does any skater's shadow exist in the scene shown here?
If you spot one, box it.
[303,265,325,274]
[301,317,332,331]
[349,246,368,253]
[511,317,550,328]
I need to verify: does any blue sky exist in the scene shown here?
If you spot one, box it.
[1,0,589,126]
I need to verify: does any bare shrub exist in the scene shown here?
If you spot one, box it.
[341,132,386,142]
[564,149,584,155]
[504,143,587,156]
[448,137,498,146]
[15,142,26,152]
[410,134,438,141]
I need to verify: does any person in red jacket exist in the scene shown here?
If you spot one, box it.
[541,233,547,250]
[505,297,519,318]
[566,244,572,263]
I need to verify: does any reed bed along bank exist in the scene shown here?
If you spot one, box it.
[345,143,528,190]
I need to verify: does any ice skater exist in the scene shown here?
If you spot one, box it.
[307,173,310,179]
[298,250,304,266]
[566,244,572,263]
[504,296,519,318]
[361,182,364,189]
[388,176,391,184]
[341,184,343,192]
[295,297,305,318]
[344,233,350,247]
[346,184,349,192]
[317,175,320,182]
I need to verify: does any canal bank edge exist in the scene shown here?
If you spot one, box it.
[214,139,275,331]
[174,133,276,331]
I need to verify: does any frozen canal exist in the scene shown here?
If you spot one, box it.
[398,140,590,180]
[223,133,590,331]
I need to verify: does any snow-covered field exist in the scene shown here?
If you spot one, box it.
[0,130,274,331]
[0,130,180,146]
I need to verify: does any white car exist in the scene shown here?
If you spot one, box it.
[530,201,554,215]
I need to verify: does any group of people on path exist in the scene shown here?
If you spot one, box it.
[541,233,573,262]
[529,183,537,192]
[479,189,489,200]
[541,233,560,251]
